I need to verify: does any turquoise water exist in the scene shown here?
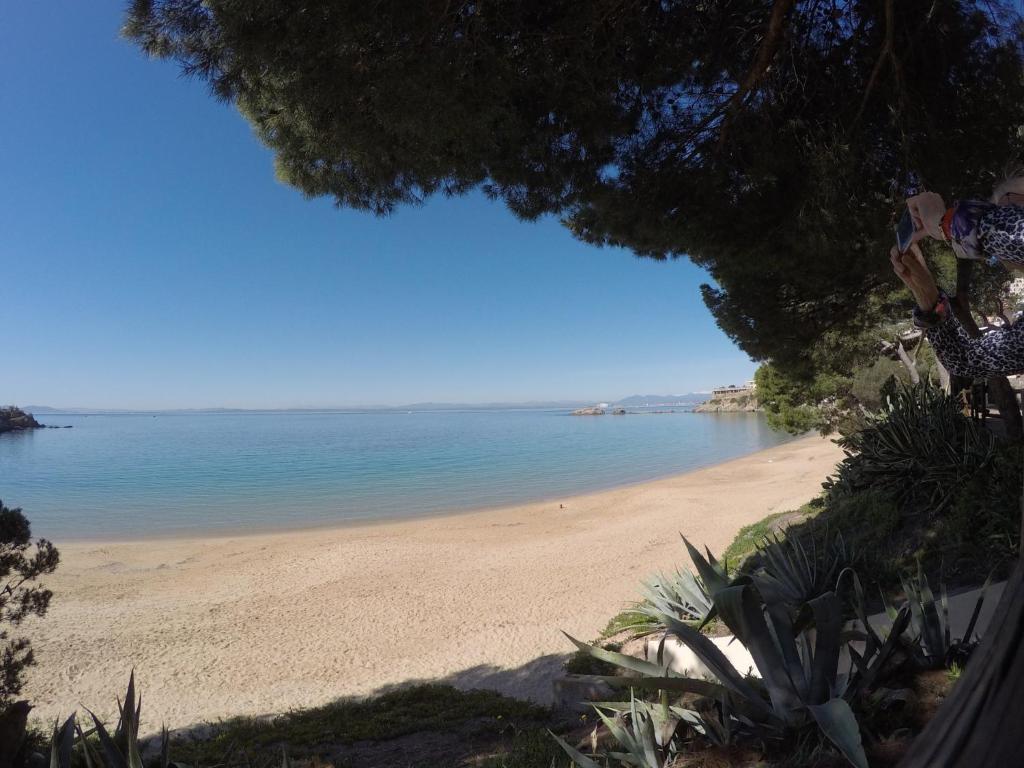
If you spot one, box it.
[0,410,789,540]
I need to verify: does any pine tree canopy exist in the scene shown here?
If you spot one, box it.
[124,0,1024,373]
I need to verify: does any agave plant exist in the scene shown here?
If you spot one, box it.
[551,692,683,768]
[884,565,991,670]
[751,528,851,610]
[560,542,920,768]
[827,380,995,511]
[563,575,909,768]
[45,672,196,768]
[635,536,729,626]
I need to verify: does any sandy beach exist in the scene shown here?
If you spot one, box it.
[22,433,843,731]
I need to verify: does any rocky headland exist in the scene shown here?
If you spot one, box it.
[693,388,759,413]
[0,406,68,434]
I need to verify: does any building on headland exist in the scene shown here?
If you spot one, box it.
[695,381,759,413]
[710,380,756,398]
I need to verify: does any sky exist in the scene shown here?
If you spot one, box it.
[0,2,758,410]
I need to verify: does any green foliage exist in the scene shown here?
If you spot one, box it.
[721,506,819,571]
[172,684,550,763]
[752,531,851,608]
[45,674,555,768]
[827,381,996,513]
[599,610,656,640]
[945,442,1023,569]
[123,1,1024,376]
[848,358,912,412]
[635,536,727,627]
[885,567,990,671]
[0,500,59,709]
[755,364,844,435]
[558,531,932,768]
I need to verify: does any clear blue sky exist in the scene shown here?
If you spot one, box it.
[1,1,758,409]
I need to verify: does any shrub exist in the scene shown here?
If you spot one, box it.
[944,442,1022,572]
[827,381,995,513]
[0,500,59,709]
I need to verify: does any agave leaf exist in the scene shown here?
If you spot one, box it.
[962,571,993,643]
[761,586,807,699]
[549,730,601,768]
[595,705,643,760]
[807,592,843,703]
[588,675,772,722]
[562,633,669,677]
[681,535,728,596]
[915,564,945,660]
[807,698,869,768]
[86,709,129,768]
[712,584,802,721]
[941,580,951,653]
[75,720,99,768]
[50,715,76,768]
[637,702,664,768]
[655,612,769,710]
[836,568,881,655]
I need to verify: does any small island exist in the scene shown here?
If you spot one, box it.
[0,406,45,434]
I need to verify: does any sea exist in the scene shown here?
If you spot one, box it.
[0,409,790,540]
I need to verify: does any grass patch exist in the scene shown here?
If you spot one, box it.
[721,500,823,570]
[599,608,655,638]
[169,684,552,765]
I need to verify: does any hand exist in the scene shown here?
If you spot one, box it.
[891,244,940,310]
[906,191,947,242]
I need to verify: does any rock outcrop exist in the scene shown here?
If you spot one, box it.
[693,391,759,413]
[571,406,606,416]
[0,407,43,434]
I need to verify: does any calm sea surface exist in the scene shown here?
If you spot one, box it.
[0,410,790,540]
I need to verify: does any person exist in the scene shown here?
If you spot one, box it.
[890,174,1024,378]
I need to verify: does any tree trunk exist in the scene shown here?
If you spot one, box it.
[895,341,921,384]
[898,563,1024,767]
[935,355,951,393]
[950,260,1024,440]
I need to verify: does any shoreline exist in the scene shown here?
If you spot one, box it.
[23,433,844,730]
[48,423,796,546]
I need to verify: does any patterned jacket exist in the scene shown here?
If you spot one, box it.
[913,202,1024,378]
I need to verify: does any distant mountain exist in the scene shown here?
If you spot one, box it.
[613,393,708,407]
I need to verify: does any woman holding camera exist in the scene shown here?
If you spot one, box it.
[891,176,1024,377]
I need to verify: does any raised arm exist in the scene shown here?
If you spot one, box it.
[891,243,1024,378]
[915,294,1024,378]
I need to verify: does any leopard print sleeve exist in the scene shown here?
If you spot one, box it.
[947,200,1024,267]
[926,309,1024,378]
[978,205,1024,266]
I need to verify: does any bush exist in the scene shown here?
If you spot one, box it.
[943,442,1021,573]
[827,381,995,513]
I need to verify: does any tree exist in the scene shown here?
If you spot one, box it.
[123,0,1024,383]
[0,500,59,709]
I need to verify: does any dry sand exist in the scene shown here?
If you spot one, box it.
[22,433,843,730]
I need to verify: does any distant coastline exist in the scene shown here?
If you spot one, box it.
[21,392,715,415]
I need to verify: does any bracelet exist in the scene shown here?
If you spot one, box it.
[913,292,949,329]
